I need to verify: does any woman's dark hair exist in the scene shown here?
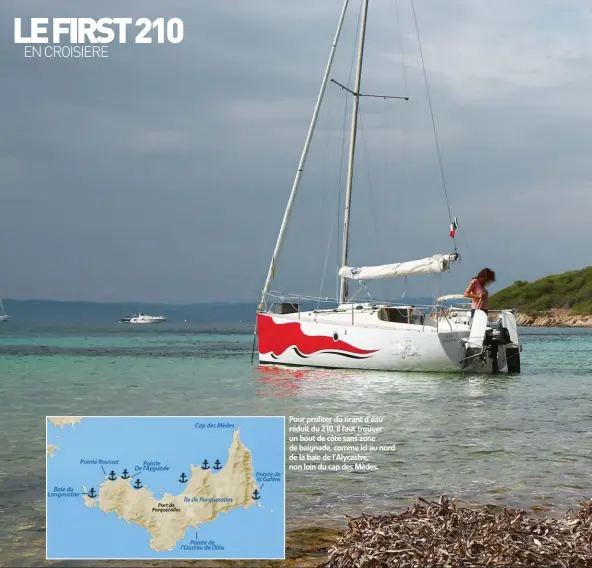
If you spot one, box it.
[476,268,496,284]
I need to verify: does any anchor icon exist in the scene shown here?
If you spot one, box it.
[121,469,130,479]
[252,489,260,500]
[134,478,143,489]
[179,472,188,483]
[88,487,97,498]
[201,459,210,470]
[108,470,117,481]
[213,460,222,470]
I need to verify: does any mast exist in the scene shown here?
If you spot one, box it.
[258,0,351,311]
[339,0,369,305]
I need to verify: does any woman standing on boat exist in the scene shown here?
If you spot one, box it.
[464,268,496,318]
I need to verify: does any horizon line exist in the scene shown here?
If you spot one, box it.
[1,296,434,306]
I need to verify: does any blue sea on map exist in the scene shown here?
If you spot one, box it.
[46,416,285,559]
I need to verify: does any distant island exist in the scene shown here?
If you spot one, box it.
[490,267,592,327]
[5,280,591,328]
[0,296,433,326]
[0,299,258,326]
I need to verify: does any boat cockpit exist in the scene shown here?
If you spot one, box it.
[377,306,425,325]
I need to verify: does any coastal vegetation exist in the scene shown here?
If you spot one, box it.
[489,267,592,316]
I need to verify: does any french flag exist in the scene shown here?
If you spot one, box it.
[449,217,458,238]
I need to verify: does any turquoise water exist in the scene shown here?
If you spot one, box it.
[1,324,591,565]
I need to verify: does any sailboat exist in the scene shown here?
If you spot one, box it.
[0,298,8,322]
[254,0,521,374]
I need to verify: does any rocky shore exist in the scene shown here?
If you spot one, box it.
[515,308,592,328]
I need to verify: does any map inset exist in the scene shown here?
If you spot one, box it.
[46,416,285,560]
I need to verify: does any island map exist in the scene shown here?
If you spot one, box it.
[46,415,285,560]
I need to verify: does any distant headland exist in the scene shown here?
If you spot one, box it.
[0,299,259,326]
[4,278,592,328]
[0,297,433,326]
[490,267,592,328]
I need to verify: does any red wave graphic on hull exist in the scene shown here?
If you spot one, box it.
[257,314,378,358]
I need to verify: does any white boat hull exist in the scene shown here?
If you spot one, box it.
[257,308,518,375]
[119,314,167,324]
[0,315,8,322]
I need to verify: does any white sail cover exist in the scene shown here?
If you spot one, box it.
[437,294,467,303]
[339,254,456,280]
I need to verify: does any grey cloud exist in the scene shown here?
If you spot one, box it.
[0,0,590,302]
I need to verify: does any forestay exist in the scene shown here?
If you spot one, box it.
[338,253,457,280]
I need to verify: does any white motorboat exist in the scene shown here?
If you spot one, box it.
[119,313,166,324]
[253,0,521,374]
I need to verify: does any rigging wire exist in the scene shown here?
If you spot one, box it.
[376,0,411,303]
[387,0,410,178]
[358,109,389,300]
[352,0,411,302]
[410,0,457,253]
[334,0,363,303]
[433,272,442,306]
[316,81,337,308]
[394,0,409,98]
[334,97,349,303]
[318,1,362,307]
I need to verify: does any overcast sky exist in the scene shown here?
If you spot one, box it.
[1,1,591,303]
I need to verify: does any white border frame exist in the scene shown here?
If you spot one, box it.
[45,415,286,561]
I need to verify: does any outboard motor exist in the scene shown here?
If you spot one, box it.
[499,310,521,374]
[483,325,515,374]
[462,310,521,374]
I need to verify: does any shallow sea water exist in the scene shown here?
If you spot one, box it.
[0,324,590,565]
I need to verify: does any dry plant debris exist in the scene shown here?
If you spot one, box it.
[322,496,592,567]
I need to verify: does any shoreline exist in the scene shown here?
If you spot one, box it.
[26,497,590,567]
[515,309,592,328]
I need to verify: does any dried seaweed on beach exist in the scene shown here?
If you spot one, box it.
[322,496,592,567]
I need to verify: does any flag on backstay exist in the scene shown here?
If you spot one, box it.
[449,217,459,238]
